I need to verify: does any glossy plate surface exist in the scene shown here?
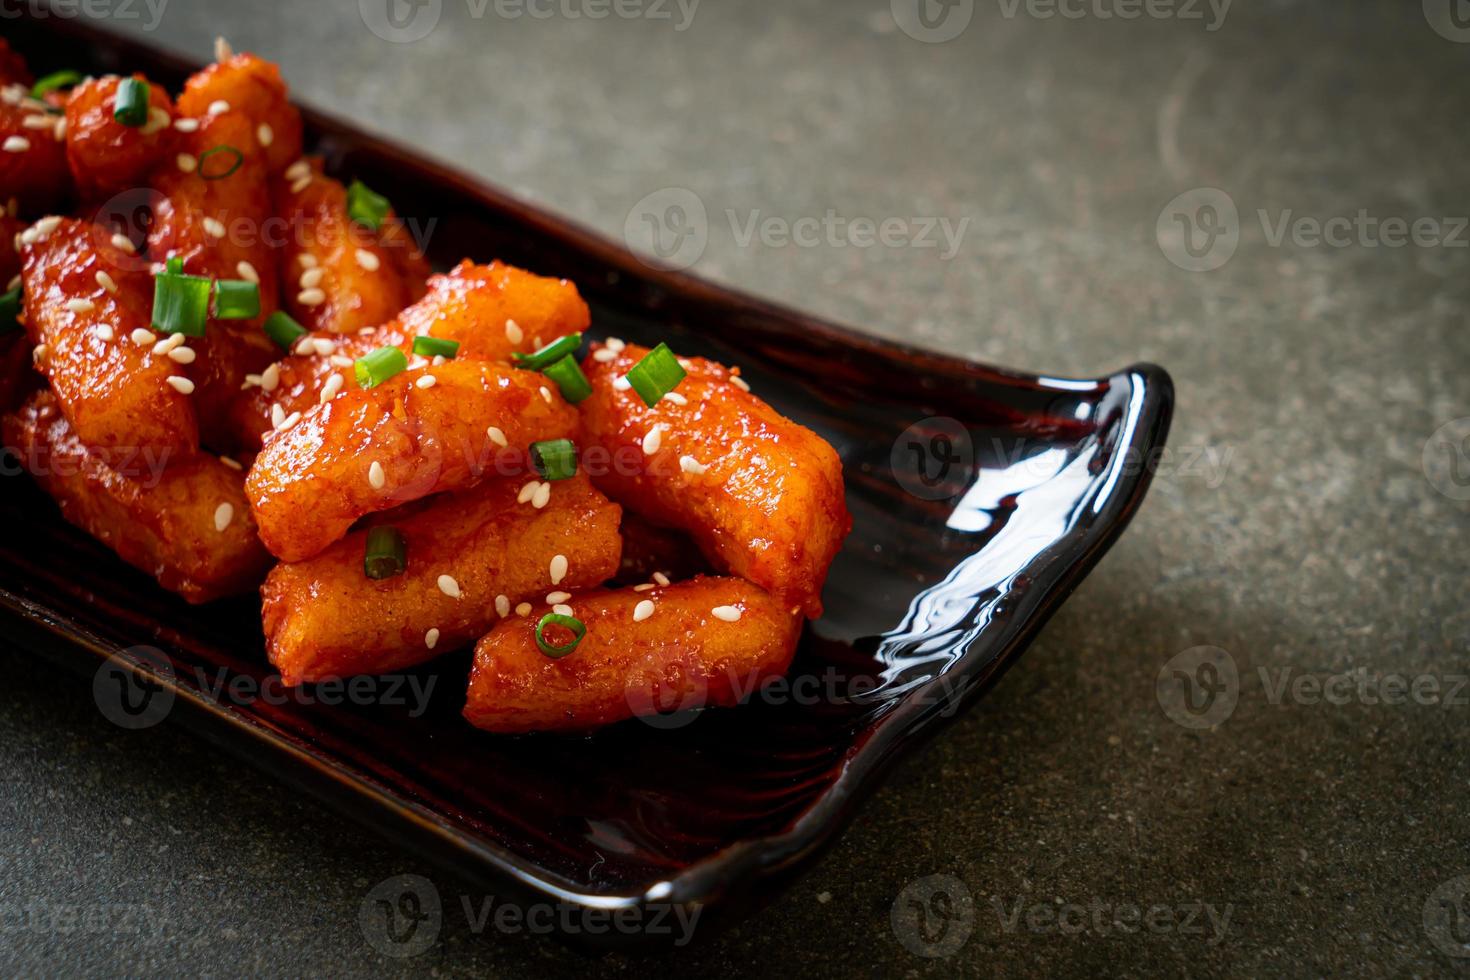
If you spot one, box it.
[1,14,1173,944]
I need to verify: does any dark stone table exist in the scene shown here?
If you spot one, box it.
[2,0,1467,975]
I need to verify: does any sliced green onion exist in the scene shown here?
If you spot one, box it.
[346,180,391,231]
[542,355,592,404]
[530,438,578,482]
[513,332,582,372]
[364,526,407,580]
[213,279,260,320]
[199,145,244,181]
[535,613,586,659]
[412,336,460,360]
[113,78,150,128]
[151,268,212,336]
[263,311,307,350]
[165,256,183,275]
[31,70,81,100]
[625,342,687,408]
[0,287,21,334]
[354,346,408,389]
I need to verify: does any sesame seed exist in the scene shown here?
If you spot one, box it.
[32,344,47,365]
[505,319,523,344]
[176,153,197,173]
[3,136,30,153]
[425,628,440,650]
[592,348,617,363]
[270,403,285,428]
[220,456,242,471]
[215,35,234,62]
[642,426,665,456]
[203,217,226,238]
[712,605,742,622]
[166,376,195,395]
[549,554,568,585]
[320,373,345,402]
[96,270,117,293]
[539,386,553,404]
[65,299,95,314]
[173,117,199,133]
[612,375,632,391]
[207,99,230,116]
[35,216,61,237]
[311,337,336,356]
[531,482,551,510]
[257,123,273,147]
[487,426,507,447]
[552,603,574,617]
[280,411,301,430]
[437,574,462,598]
[140,107,169,135]
[260,363,280,392]
[130,328,153,346]
[297,253,318,268]
[96,325,113,342]
[290,176,312,194]
[495,594,510,618]
[299,267,324,289]
[652,572,671,586]
[517,481,540,504]
[153,332,185,355]
[297,288,326,307]
[679,455,707,475]
[664,391,688,406]
[285,160,310,182]
[21,115,52,130]
[415,375,436,389]
[293,336,315,356]
[515,602,532,617]
[111,233,135,254]
[330,354,353,368]
[5,274,16,291]
[633,583,656,592]
[236,260,259,284]
[52,117,65,140]
[213,502,233,532]
[606,337,626,352]
[355,248,380,271]
[633,600,655,622]
[730,375,751,392]
[368,460,385,488]
[167,346,196,364]
[546,591,570,604]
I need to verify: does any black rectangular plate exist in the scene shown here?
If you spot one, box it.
[1,13,1172,947]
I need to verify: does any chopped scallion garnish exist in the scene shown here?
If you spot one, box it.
[542,355,592,404]
[513,332,582,372]
[213,279,260,320]
[151,266,211,336]
[354,346,408,389]
[364,526,407,580]
[0,287,21,334]
[199,145,244,181]
[625,342,686,408]
[166,256,183,275]
[113,77,150,127]
[411,336,460,360]
[31,70,81,100]
[263,311,307,350]
[530,438,578,482]
[346,180,391,231]
[535,613,586,658]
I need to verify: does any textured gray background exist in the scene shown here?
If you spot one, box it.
[3,0,1469,976]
